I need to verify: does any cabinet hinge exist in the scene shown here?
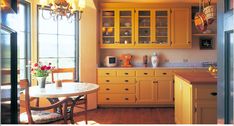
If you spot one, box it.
[194,107,197,113]
[134,10,136,13]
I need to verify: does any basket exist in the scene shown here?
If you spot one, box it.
[203,5,216,24]
[194,12,208,32]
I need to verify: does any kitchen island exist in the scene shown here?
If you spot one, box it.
[174,71,217,124]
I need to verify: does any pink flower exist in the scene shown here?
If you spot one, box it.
[46,66,51,70]
[34,63,38,67]
[41,65,46,70]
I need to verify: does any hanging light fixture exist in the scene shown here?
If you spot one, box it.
[39,0,86,21]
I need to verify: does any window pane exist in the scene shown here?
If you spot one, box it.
[18,4,25,32]
[58,35,75,57]
[38,9,57,34]
[58,58,75,68]
[38,34,57,57]
[58,19,75,35]
[18,32,26,59]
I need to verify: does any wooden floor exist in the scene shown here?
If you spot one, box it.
[73,107,175,125]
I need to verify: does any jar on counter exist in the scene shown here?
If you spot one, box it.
[151,52,159,67]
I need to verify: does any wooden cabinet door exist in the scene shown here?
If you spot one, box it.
[194,102,217,124]
[181,82,193,124]
[155,78,173,104]
[135,9,154,48]
[136,77,155,103]
[100,9,117,48]
[153,9,171,48]
[174,76,182,124]
[117,9,135,48]
[171,8,191,48]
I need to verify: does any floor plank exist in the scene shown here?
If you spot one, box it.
[73,107,175,125]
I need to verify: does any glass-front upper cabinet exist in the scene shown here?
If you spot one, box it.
[154,9,170,47]
[118,9,134,47]
[101,10,116,47]
[135,10,152,47]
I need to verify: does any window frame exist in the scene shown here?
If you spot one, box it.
[36,6,79,82]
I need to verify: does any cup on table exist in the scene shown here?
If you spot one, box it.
[56,80,62,87]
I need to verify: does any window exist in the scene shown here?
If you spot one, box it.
[18,1,31,81]
[37,7,78,83]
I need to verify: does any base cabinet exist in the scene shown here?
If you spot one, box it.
[174,76,217,124]
[136,77,155,103]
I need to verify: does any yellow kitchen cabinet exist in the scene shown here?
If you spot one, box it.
[98,69,136,105]
[171,8,192,48]
[152,9,171,48]
[136,77,155,103]
[100,9,135,48]
[155,77,174,104]
[174,76,217,124]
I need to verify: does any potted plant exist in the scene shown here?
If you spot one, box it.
[31,62,54,88]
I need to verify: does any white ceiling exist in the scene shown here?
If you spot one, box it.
[99,0,217,3]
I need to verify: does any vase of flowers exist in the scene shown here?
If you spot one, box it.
[31,62,54,88]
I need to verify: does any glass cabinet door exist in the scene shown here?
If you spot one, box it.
[101,10,115,45]
[154,10,170,46]
[137,10,151,44]
[118,10,134,45]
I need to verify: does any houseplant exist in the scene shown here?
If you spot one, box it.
[31,62,54,88]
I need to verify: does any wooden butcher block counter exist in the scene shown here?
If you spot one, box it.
[174,71,217,124]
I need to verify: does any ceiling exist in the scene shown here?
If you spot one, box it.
[99,0,217,3]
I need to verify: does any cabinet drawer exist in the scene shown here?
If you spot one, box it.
[98,70,116,77]
[155,70,172,77]
[98,94,135,103]
[194,86,217,100]
[98,77,135,84]
[136,70,155,77]
[117,70,135,77]
[99,85,135,94]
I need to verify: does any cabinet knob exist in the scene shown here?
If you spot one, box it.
[124,73,129,75]
[106,73,110,75]
[106,98,110,100]
[106,88,110,91]
[125,80,129,82]
[210,92,217,96]
[163,72,167,75]
[125,98,129,100]
[188,41,191,44]
[106,80,110,82]
[125,88,129,91]
[144,73,148,75]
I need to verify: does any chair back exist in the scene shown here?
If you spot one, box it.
[51,68,75,83]
[20,79,33,123]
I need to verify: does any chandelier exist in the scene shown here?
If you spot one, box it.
[39,0,86,21]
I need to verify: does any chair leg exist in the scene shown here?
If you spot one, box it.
[85,97,88,125]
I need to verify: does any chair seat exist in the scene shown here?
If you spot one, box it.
[20,110,62,124]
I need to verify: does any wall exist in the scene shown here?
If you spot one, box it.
[79,0,99,110]
[100,37,217,67]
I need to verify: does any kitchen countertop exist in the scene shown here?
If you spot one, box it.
[97,66,208,69]
[174,71,217,85]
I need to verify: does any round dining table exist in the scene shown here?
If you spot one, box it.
[29,82,99,98]
[28,82,99,124]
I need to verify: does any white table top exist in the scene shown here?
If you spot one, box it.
[29,82,99,98]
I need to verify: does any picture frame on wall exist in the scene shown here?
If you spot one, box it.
[199,38,214,50]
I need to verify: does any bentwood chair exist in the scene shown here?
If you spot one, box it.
[51,68,88,124]
[19,79,73,124]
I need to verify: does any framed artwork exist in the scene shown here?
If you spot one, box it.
[199,38,214,49]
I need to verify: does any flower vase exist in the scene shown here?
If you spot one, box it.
[36,77,47,88]
[151,52,159,68]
